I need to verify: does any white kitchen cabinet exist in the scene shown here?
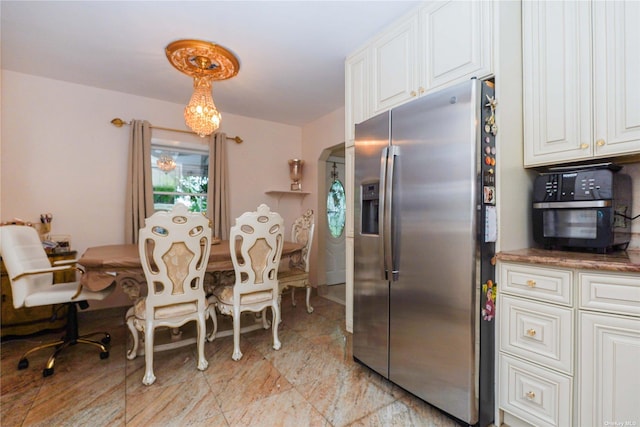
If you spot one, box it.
[345,48,369,147]
[498,261,640,426]
[593,1,640,158]
[578,272,640,426]
[522,1,592,166]
[500,295,573,375]
[523,0,640,167]
[418,0,492,92]
[371,14,419,114]
[346,0,494,128]
[497,261,575,426]
[499,353,573,427]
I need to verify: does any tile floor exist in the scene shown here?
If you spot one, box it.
[1,292,463,426]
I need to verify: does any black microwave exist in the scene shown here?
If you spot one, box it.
[532,166,632,253]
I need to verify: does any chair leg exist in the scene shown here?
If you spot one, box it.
[17,339,64,371]
[126,310,139,360]
[261,308,271,329]
[305,286,314,314]
[196,314,208,371]
[291,288,297,307]
[206,305,218,342]
[271,302,281,351]
[142,325,156,385]
[17,302,110,377]
[232,307,243,361]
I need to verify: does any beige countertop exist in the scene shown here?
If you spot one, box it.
[496,248,640,274]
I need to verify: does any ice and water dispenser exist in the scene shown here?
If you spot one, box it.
[361,182,379,235]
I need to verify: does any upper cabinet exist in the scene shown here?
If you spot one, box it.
[371,14,419,114]
[419,1,493,93]
[593,1,640,158]
[345,48,370,146]
[523,1,640,167]
[345,0,494,146]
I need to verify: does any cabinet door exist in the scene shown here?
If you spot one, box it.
[499,353,573,427]
[500,295,574,374]
[579,312,640,426]
[593,0,640,157]
[523,1,592,167]
[419,0,492,91]
[371,14,418,114]
[345,48,369,146]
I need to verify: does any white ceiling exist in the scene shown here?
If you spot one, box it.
[1,1,421,127]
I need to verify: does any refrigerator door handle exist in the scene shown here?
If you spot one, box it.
[384,145,399,281]
[379,146,389,280]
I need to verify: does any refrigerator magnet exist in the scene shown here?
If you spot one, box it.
[483,186,495,204]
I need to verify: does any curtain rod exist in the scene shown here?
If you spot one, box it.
[110,118,243,144]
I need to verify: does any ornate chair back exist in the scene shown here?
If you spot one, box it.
[278,209,315,313]
[290,209,314,273]
[138,204,211,317]
[126,203,211,385]
[209,203,284,361]
[230,204,284,300]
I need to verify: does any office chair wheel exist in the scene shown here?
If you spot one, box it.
[101,334,111,345]
[17,358,29,370]
[43,367,54,377]
[100,351,109,360]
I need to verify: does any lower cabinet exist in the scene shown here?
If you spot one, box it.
[0,252,75,338]
[497,261,640,427]
[578,271,640,426]
[499,353,573,427]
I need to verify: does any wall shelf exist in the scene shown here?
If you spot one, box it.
[265,190,310,197]
[265,190,310,206]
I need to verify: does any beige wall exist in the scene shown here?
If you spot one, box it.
[0,70,307,308]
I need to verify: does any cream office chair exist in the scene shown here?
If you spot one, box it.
[207,204,284,361]
[0,225,114,377]
[125,204,211,385]
[278,209,315,313]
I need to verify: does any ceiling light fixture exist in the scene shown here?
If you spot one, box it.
[157,153,177,172]
[166,39,240,138]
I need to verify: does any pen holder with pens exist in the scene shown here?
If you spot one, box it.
[37,222,52,241]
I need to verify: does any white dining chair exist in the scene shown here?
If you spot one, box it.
[207,204,284,361]
[125,203,211,385]
[278,209,315,313]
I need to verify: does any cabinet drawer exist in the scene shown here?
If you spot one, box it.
[500,295,574,374]
[579,272,640,317]
[500,262,573,305]
[499,353,573,427]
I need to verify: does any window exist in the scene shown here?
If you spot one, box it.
[327,179,346,238]
[151,139,209,212]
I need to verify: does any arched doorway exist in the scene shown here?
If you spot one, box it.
[317,143,346,305]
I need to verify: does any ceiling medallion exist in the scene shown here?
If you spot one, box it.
[165,39,240,137]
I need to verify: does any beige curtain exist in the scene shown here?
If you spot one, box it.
[125,120,154,243]
[207,132,231,240]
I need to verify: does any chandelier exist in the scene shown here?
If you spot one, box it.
[166,39,239,137]
[157,154,177,172]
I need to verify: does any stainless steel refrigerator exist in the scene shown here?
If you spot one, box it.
[354,79,496,426]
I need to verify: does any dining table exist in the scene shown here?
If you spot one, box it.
[77,239,304,355]
[78,239,304,296]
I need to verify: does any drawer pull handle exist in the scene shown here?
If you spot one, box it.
[525,391,536,400]
[526,329,536,337]
[526,279,536,288]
